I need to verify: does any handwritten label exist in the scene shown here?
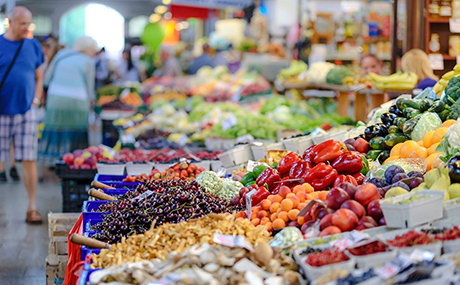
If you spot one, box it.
[450,18,460,33]
[409,249,435,262]
[213,233,254,251]
[246,160,269,172]
[376,253,412,279]
[429,54,444,70]
[131,190,154,202]
[221,115,237,131]
[245,189,256,219]
[330,231,370,251]
[457,55,460,65]
[177,134,189,146]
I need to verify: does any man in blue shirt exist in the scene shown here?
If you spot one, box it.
[189,44,214,74]
[0,6,45,223]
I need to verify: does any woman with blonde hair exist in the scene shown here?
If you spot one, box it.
[401,49,438,89]
[38,36,98,165]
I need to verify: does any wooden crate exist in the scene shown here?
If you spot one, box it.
[46,261,58,285]
[48,212,80,240]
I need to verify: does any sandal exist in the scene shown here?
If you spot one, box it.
[26,210,43,224]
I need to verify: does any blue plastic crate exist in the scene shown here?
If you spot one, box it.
[103,181,141,189]
[78,268,100,285]
[81,231,103,261]
[82,201,110,223]
[94,174,126,182]
[84,217,103,234]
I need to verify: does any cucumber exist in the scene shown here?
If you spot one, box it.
[378,151,391,164]
[388,125,402,134]
[369,136,386,150]
[385,133,408,148]
[393,117,407,130]
[367,150,383,161]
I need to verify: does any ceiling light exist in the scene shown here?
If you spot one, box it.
[164,12,172,20]
[149,14,162,23]
[162,0,172,4]
[155,5,168,14]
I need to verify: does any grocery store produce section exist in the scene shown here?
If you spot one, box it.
[58,64,460,285]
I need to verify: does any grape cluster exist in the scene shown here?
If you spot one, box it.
[91,180,242,243]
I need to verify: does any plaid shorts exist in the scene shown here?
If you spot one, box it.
[0,108,38,161]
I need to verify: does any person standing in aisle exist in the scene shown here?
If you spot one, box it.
[114,48,146,83]
[401,49,438,89]
[0,6,45,223]
[189,44,214,74]
[158,46,182,77]
[38,36,98,167]
[361,54,384,75]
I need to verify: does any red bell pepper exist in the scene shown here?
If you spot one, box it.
[312,140,348,164]
[302,145,319,164]
[331,151,364,175]
[304,163,338,190]
[333,175,358,188]
[251,186,270,206]
[289,160,312,179]
[256,167,281,190]
[277,152,302,176]
[353,173,366,185]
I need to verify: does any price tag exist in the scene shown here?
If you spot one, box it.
[409,249,435,262]
[231,87,242,102]
[450,18,460,33]
[377,253,412,279]
[131,190,154,202]
[457,55,460,65]
[120,134,136,144]
[245,189,256,219]
[120,88,130,98]
[246,160,269,172]
[221,115,237,131]
[213,233,254,251]
[429,54,444,70]
[330,231,370,251]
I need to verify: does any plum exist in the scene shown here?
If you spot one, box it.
[407,171,423,179]
[391,173,408,184]
[409,177,424,189]
[369,177,386,188]
[391,181,410,192]
[384,165,405,184]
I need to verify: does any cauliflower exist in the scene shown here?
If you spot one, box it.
[437,118,460,162]
[195,171,223,195]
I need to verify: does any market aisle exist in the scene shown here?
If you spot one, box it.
[0,168,62,285]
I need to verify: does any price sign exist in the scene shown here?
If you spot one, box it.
[330,231,370,251]
[377,253,412,279]
[245,189,256,219]
[221,115,237,131]
[131,190,154,202]
[450,18,460,33]
[409,249,435,262]
[457,55,460,65]
[177,134,189,146]
[246,160,269,172]
[429,54,444,70]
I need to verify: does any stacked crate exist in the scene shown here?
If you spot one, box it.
[46,213,80,285]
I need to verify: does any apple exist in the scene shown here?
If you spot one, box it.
[87,146,99,154]
[62,153,74,165]
[355,183,380,208]
[73,149,83,156]
[82,151,92,159]
[340,200,365,218]
[356,216,378,231]
[300,221,315,234]
[325,187,350,210]
[337,182,357,199]
[379,217,386,226]
[81,164,91,169]
[367,200,383,222]
[288,221,300,227]
[84,156,97,167]
[73,156,85,168]
[317,207,335,220]
[319,213,334,230]
[332,208,359,232]
[319,226,342,237]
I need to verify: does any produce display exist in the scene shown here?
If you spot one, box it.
[387,230,436,247]
[91,213,271,268]
[365,72,417,90]
[123,162,205,182]
[305,249,350,267]
[347,240,389,256]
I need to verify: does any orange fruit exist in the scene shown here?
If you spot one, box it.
[273,218,286,230]
[250,212,258,220]
[293,184,306,194]
[296,191,307,202]
[442,119,456,128]
[318,191,329,200]
[431,153,444,169]
[383,156,400,164]
[279,187,291,198]
[432,127,448,144]
[272,195,283,203]
[417,141,424,147]
[280,199,294,211]
[260,199,271,211]
[289,196,300,208]
[265,222,273,231]
[269,202,280,213]
[428,143,440,155]
[406,147,428,159]
[400,141,420,158]
[252,206,261,212]
[423,131,435,148]
[267,195,274,202]
[251,218,260,226]
[302,183,315,193]
[288,209,300,220]
[278,211,289,222]
[260,217,270,225]
[257,210,268,219]
[270,213,278,222]
[390,143,403,157]
[297,202,307,210]
[425,152,442,171]
[297,216,306,225]
[286,193,296,198]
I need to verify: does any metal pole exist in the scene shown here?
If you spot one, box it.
[391,0,398,73]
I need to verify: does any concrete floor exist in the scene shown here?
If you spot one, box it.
[0,166,62,285]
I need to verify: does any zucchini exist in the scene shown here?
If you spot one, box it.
[378,151,391,164]
[385,133,408,148]
[367,150,383,161]
[369,136,386,150]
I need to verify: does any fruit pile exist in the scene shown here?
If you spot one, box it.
[61,146,112,169]
[123,162,205,182]
[305,249,350,267]
[91,179,238,243]
[369,165,425,197]
[387,231,436,247]
[235,184,329,231]
[347,240,389,256]
[115,148,222,163]
[434,226,460,241]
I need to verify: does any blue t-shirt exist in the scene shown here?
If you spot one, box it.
[416,78,437,90]
[0,35,44,115]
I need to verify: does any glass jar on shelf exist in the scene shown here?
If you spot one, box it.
[440,0,452,17]
[429,33,441,53]
[429,0,441,17]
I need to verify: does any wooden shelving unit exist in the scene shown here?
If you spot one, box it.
[425,0,457,76]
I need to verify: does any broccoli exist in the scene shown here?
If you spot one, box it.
[448,99,460,120]
[443,76,460,105]
[325,66,354,85]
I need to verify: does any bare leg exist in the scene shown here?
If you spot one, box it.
[22,160,37,211]
[10,141,16,168]
[0,161,4,173]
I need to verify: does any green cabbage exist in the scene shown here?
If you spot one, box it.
[411,112,442,141]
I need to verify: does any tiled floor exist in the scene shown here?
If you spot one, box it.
[0,166,62,285]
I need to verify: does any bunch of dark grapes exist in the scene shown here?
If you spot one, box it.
[91,180,241,243]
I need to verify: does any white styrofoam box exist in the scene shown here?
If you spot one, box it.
[251,142,285,160]
[380,190,444,228]
[393,242,443,257]
[205,138,221,151]
[211,160,223,171]
[283,135,313,153]
[311,129,348,144]
[221,139,237,151]
[217,145,253,167]
[301,257,355,282]
[225,163,246,174]
[154,163,171,172]
[96,163,125,175]
[346,250,397,270]
[443,198,460,219]
[442,239,460,254]
[125,163,153,176]
[194,160,211,171]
